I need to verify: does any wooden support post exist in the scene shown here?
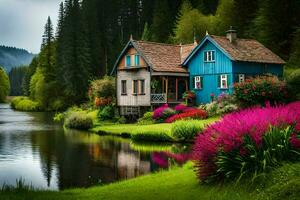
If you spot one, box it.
[185,79,188,91]
[166,77,169,103]
[175,78,178,101]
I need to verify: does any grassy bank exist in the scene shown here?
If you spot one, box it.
[91,117,219,142]
[1,162,300,200]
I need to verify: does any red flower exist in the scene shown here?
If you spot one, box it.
[261,92,266,96]
[290,133,300,149]
[165,109,208,123]
[243,89,248,94]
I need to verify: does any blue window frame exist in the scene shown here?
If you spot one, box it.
[204,51,215,62]
[134,55,140,66]
[126,55,131,67]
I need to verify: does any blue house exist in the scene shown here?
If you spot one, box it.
[182,28,285,104]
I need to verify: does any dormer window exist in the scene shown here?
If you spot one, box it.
[134,55,140,66]
[126,55,131,67]
[204,51,215,62]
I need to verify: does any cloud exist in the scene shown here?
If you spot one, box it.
[0,0,63,53]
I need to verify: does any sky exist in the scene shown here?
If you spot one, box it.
[0,0,63,53]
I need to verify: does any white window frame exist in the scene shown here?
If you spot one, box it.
[139,80,145,94]
[220,74,228,89]
[204,50,215,62]
[194,76,202,89]
[238,74,245,83]
[132,80,138,95]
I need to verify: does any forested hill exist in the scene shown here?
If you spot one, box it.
[0,45,35,72]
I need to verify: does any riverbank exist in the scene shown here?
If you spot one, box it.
[90,117,219,142]
[1,162,300,200]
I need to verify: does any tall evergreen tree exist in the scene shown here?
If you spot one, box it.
[141,22,151,40]
[252,0,300,60]
[289,27,300,68]
[151,0,173,42]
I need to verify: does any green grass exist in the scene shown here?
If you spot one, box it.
[2,162,300,200]
[91,117,219,142]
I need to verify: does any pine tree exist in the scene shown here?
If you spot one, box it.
[141,22,151,40]
[289,27,300,68]
[151,0,173,42]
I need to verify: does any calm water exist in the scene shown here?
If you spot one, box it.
[0,103,187,190]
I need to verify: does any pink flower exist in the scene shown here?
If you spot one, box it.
[290,133,300,149]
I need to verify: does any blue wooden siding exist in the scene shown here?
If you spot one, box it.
[188,40,233,103]
[232,62,283,77]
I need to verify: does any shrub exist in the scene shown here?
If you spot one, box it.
[165,109,208,123]
[287,69,300,100]
[97,105,115,121]
[89,76,115,99]
[171,120,204,141]
[192,102,300,183]
[0,67,10,102]
[64,111,93,130]
[10,96,40,111]
[131,130,173,142]
[233,75,289,107]
[153,104,169,119]
[137,112,155,125]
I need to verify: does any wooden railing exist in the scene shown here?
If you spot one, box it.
[151,93,167,104]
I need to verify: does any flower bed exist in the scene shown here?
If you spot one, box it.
[192,102,300,183]
[165,109,208,123]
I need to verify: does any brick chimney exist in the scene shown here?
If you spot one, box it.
[226,26,237,43]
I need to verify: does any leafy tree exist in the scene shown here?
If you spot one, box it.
[22,57,38,96]
[30,67,46,107]
[173,0,213,43]
[0,67,10,102]
[214,0,235,35]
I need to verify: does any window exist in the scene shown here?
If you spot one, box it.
[133,80,138,95]
[194,76,203,89]
[204,51,215,62]
[134,55,140,66]
[238,74,245,83]
[219,74,228,89]
[139,80,145,94]
[126,55,131,67]
[121,80,127,95]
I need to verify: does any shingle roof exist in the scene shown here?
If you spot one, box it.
[132,40,195,73]
[210,35,285,64]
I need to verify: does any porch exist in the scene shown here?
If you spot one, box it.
[150,75,189,104]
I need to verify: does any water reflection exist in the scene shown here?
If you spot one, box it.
[0,104,189,190]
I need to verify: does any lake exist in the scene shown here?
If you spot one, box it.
[0,103,188,190]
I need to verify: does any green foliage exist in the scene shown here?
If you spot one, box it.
[132,130,173,142]
[161,108,177,121]
[171,120,204,141]
[233,76,289,108]
[137,112,155,125]
[0,67,10,102]
[287,69,300,100]
[173,0,213,43]
[97,105,115,121]
[141,22,151,41]
[215,126,299,182]
[8,66,28,96]
[201,93,238,116]
[289,27,300,67]
[10,97,40,111]
[89,76,115,99]
[64,111,93,130]
[29,67,46,107]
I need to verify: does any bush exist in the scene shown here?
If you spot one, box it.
[233,75,289,107]
[0,67,10,102]
[97,105,115,121]
[165,109,208,123]
[171,120,204,141]
[192,102,300,183]
[89,76,115,99]
[287,69,300,100]
[137,112,155,125]
[131,130,173,142]
[64,111,93,130]
[10,96,40,111]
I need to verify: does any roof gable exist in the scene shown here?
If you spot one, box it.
[182,35,285,66]
[182,35,233,66]
[111,40,195,75]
